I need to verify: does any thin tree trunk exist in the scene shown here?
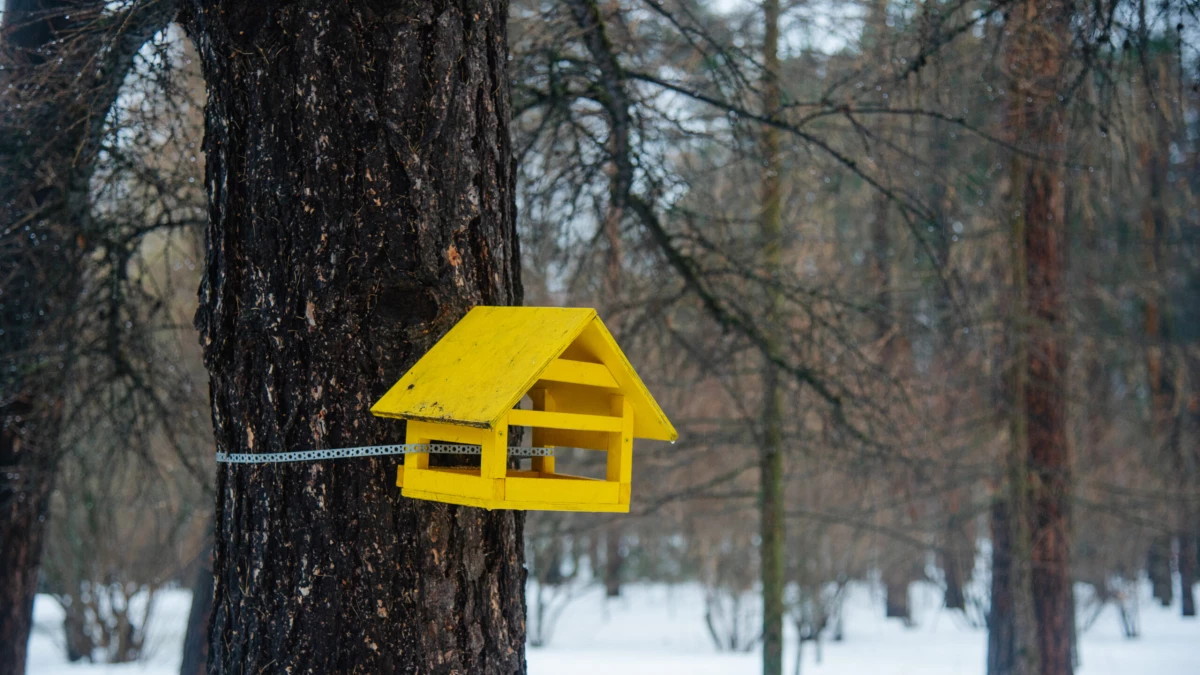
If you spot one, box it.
[941,513,969,611]
[1147,536,1174,606]
[0,427,54,675]
[884,575,911,624]
[179,539,212,675]
[605,527,623,598]
[1181,533,1197,617]
[759,0,785,672]
[602,176,624,601]
[184,1,527,671]
[1137,50,1197,617]
[989,498,1023,675]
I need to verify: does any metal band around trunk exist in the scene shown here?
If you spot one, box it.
[215,443,555,463]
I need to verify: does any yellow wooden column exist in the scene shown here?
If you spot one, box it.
[481,419,509,500]
[607,394,634,505]
[399,423,430,488]
[528,388,556,475]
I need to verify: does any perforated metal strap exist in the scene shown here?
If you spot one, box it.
[215,443,554,464]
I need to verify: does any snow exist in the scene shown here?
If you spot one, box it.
[28,590,191,675]
[27,581,1200,674]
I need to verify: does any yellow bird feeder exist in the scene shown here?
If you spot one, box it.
[370,306,677,512]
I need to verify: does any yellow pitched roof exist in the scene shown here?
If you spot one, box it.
[370,306,677,441]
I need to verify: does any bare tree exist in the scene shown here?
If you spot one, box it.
[1,2,176,670]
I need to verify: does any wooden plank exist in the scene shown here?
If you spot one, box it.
[404,468,503,501]
[538,472,605,481]
[407,420,487,446]
[528,389,556,474]
[606,395,634,485]
[537,427,608,451]
[422,468,542,478]
[502,476,620,504]
[480,420,508,480]
[508,408,622,432]
[537,359,618,388]
[401,488,629,513]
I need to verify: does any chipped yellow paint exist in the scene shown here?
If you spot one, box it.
[371,306,678,512]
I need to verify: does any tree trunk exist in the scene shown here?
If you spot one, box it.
[759,0,785,672]
[605,526,623,598]
[184,1,527,672]
[1147,536,1173,606]
[179,540,213,675]
[1138,92,1190,616]
[1005,0,1074,672]
[884,575,911,624]
[1181,533,1197,617]
[1,3,173,672]
[0,436,54,674]
[1,3,80,668]
[941,517,969,611]
[988,499,1020,675]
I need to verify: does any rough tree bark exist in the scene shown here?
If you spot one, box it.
[1,3,172,671]
[183,1,527,672]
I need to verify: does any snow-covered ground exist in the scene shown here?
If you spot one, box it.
[27,581,1200,674]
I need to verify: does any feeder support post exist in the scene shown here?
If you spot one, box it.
[607,395,634,489]
[529,388,557,475]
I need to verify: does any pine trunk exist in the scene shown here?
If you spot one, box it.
[1007,0,1074,673]
[184,1,527,672]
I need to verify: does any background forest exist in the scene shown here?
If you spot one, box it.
[2,0,1199,674]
